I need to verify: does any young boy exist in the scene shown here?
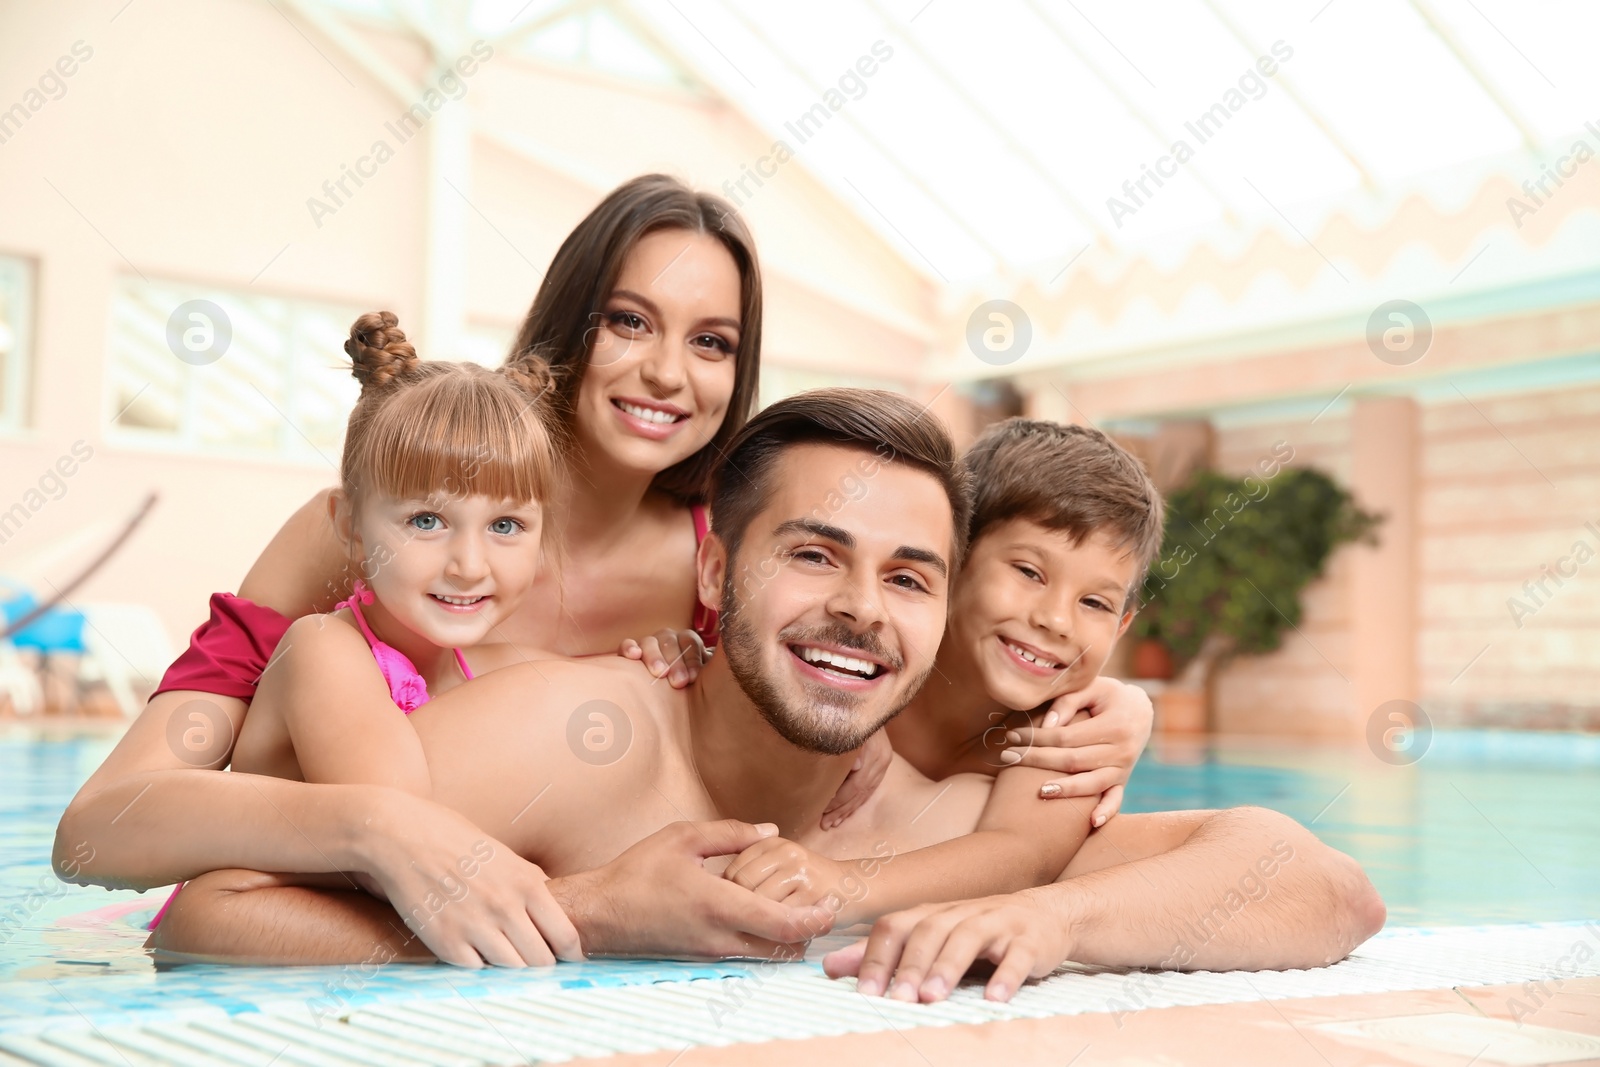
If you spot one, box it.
[628,416,1166,828]
[883,417,1165,819]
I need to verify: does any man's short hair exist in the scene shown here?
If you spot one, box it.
[709,388,973,575]
[964,418,1165,602]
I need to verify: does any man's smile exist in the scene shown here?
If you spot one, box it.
[788,641,889,687]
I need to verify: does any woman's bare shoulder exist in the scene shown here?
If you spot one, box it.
[238,488,351,616]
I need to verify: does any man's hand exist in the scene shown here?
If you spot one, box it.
[822,889,1071,1004]
[724,836,851,907]
[1001,676,1153,826]
[354,792,582,968]
[820,730,892,830]
[549,820,837,960]
[620,628,711,689]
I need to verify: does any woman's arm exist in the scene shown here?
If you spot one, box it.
[237,487,353,616]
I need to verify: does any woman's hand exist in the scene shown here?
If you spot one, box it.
[723,836,851,909]
[822,889,1071,1003]
[999,676,1153,827]
[620,628,711,689]
[820,729,893,830]
[354,791,583,967]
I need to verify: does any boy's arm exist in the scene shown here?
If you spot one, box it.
[725,765,1092,928]
[846,766,1092,925]
[1002,675,1153,824]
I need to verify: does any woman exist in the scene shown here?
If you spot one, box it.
[55,175,761,968]
[239,173,759,659]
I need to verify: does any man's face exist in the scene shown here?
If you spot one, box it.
[709,443,953,755]
[950,518,1137,711]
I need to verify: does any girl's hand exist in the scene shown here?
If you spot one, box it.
[724,836,851,909]
[821,729,893,830]
[620,628,711,689]
[999,676,1153,827]
[823,889,1069,1003]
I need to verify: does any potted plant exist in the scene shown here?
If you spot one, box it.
[1133,466,1381,733]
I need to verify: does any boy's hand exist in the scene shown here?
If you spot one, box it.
[620,628,711,689]
[820,730,892,830]
[999,676,1153,827]
[724,836,851,910]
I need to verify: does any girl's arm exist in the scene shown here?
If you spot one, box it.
[238,614,430,795]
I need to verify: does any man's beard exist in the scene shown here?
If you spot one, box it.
[718,574,930,756]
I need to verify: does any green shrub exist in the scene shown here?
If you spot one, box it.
[1133,467,1381,670]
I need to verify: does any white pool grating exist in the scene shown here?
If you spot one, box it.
[3,921,1597,1066]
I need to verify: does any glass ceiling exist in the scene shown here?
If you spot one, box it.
[319,0,1600,284]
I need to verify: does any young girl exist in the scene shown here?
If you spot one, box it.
[225,310,561,795]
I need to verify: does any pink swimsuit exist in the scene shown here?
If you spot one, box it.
[147,581,474,931]
[333,579,474,711]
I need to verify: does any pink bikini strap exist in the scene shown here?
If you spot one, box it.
[340,578,473,682]
[691,503,710,546]
[340,581,382,649]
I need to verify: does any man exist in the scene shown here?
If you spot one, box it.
[152,390,1383,975]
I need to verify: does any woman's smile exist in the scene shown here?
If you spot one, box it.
[610,395,691,440]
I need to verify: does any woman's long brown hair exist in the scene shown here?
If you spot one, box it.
[504,174,762,504]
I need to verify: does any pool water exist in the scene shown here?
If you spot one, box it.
[2,727,1597,1031]
[1123,731,1600,927]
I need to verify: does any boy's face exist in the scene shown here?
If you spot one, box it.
[950,517,1138,711]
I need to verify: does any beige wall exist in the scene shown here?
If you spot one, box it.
[1208,412,1356,736]
[1417,384,1600,728]
[0,0,934,653]
[1187,381,1600,734]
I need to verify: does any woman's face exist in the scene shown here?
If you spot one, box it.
[572,228,742,480]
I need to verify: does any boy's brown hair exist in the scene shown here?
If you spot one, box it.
[964,418,1165,607]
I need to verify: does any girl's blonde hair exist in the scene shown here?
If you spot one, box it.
[339,311,561,512]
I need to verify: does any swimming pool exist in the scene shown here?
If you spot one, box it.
[2,726,1597,1042]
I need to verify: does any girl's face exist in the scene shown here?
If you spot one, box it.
[339,490,544,650]
[572,228,742,479]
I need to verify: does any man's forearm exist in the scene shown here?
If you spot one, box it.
[1050,807,1384,970]
[55,771,385,890]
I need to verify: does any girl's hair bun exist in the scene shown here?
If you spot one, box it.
[499,355,556,404]
[346,311,419,390]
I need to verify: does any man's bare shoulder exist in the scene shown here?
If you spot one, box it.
[414,654,661,732]
[825,755,993,856]
[413,655,683,847]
